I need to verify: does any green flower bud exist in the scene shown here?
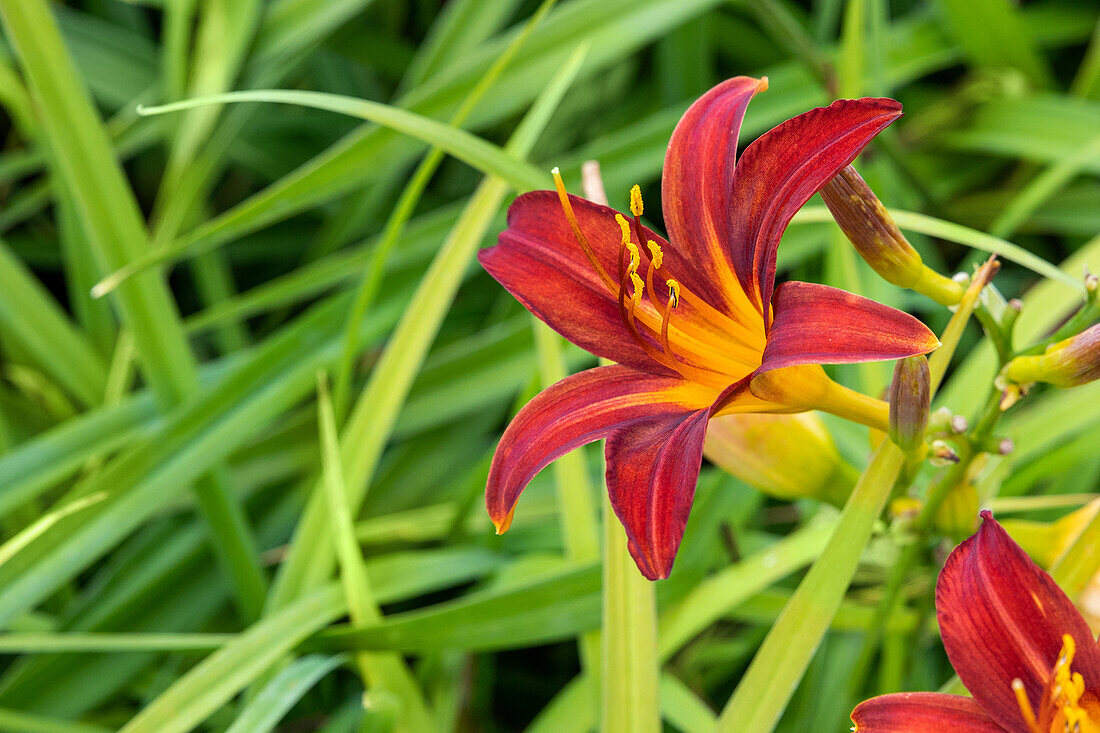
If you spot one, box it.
[821,166,964,306]
[889,355,930,452]
[1004,323,1100,389]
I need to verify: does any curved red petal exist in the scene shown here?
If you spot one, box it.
[481,190,716,372]
[851,693,1005,732]
[662,76,767,311]
[758,281,939,373]
[605,408,710,580]
[936,511,1100,732]
[486,365,713,533]
[729,98,903,308]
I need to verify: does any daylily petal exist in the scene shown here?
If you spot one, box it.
[481,191,723,372]
[936,511,1100,732]
[729,98,903,308]
[605,408,710,580]
[662,76,767,312]
[758,281,939,373]
[486,364,715,534]
[852,693,1005,732]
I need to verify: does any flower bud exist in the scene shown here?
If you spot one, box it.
[929,439,959,467]
[889,355,930,452]
[1003,323,1100,389]
[821,166,964,306]
[1001,499,1100,569]
[703,412,855,506]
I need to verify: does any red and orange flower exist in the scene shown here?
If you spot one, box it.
[853,511,1100,732]
[479,76,939,579]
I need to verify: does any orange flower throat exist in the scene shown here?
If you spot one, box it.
[550,168,764,391]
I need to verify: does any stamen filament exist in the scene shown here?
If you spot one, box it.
[661,279,680,359]
[1011,679,1041,733]
[552,168,617,295]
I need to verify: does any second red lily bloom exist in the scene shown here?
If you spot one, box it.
[853,511,1100,732]
[480,76,939,579]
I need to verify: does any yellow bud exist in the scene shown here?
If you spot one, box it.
[625,242,640,275]
[1003,324,1100,389]
[665,278,680,308]
[703,412,855,505]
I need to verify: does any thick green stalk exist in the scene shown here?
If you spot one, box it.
[601,497,660,733]
[715,442,905,733]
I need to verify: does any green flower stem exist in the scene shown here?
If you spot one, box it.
[715,441,905,733]
[843,265,1003,700]
[601,496,660,733]
[535,323,601,677]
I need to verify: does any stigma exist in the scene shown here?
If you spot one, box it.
[548,170,721,385]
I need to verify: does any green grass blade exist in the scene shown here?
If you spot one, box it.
[0,0,267,620]
[225,654,348,733]
[267,39,585,611]
[793,206,1083,291]
[713,444,906,733]
[119,585,346,733]
[602,496,660,733]
[316,373,432,730]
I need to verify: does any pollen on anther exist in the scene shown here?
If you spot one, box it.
[629,184,644,217]
[615,214,632,245]
[626,242,640,275]
[629,273,644,304]
[647,240,663,270]
[666,279,680,308]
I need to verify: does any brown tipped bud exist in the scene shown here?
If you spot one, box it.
[1003,323,1100,389]
[929,439,960,467]
[703,412,854,506]
[821,167,923,287]
[821,167,965,305]
[889,355,930,452]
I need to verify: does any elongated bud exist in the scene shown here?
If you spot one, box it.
[703,412,855,506]
[1001,499,1100,569]
[821,166,964,306]
[1003,324,1100,389]
[889,355,930,451]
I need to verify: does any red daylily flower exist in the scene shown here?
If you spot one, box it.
[852,511,1100,732]
[479,76,940,579]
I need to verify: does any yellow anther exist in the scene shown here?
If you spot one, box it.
[629,273,644,305]
[615,213,632,245]
[647,240,663,270]
[625,242,640,275]
[629,184,644,217]
[666,279,680,308]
